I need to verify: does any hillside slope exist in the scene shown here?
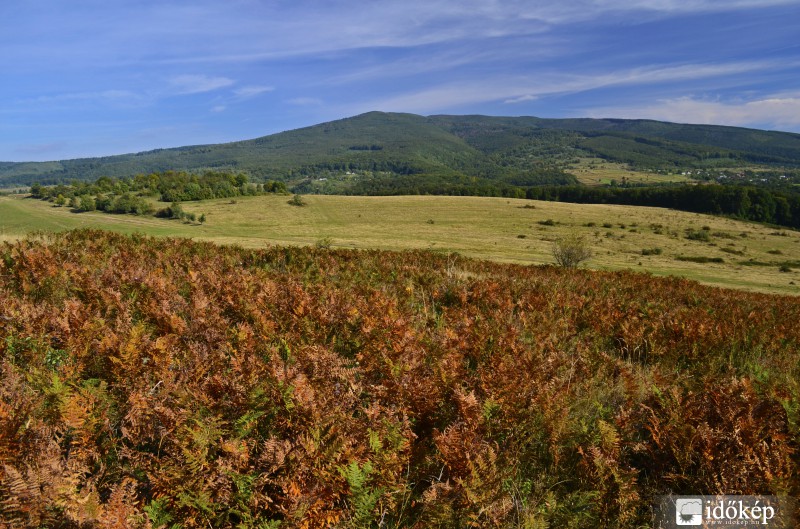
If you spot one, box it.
[0,113,486,186]
[3,112,800,187]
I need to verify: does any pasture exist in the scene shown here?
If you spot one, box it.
[2,192,799,294]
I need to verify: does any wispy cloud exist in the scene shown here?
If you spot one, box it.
[233,85,274,99]
[351,59,780,114]
[2,0,799,159]
[4,1,796,70]
[20,90,142,106]
[168,75,235,95]
[585,94,800,129]
[288,97,324,107]
[592,0,797,14]
[505,94,538,104]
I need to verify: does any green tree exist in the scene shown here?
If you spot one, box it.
[288,194,307,207]
[79,195,96,212]
[552,234,592,268]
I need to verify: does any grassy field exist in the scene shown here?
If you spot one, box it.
[568,157,691,186]
[2,192,799,294]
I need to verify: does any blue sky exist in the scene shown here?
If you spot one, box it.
[2,0,800,161]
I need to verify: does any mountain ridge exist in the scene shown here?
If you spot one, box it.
[3,111,800,187]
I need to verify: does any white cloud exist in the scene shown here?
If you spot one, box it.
[594,61,782,86]
[211,105,227,113]
[592,0,796,14]
[169,74,235,95]
[585,94,800,130]
[233,85,274,99]
[25,90,141,104]
[5,0,796,71]
[287,97,323,106]
[350,60,781,115]
[504,94,538,104]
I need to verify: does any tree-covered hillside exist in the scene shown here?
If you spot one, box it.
[3,112,800,189]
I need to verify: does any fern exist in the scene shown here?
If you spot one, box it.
[1,230,799,528]
[145,498,174,529]
[339,461,382,527]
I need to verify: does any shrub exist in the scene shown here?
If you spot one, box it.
[641,248,662,256]
[552,234,592,268]
[685,228,711,242]
[78,195,96,212]
[288,194,307,207]
[720,247,745,256]
[538,219,556,226]
[675,256,724,263]
[155,201,185,220]
[315,236,333,249]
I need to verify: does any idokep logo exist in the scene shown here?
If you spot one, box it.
[655,495,795,528]
[675,498,702,525]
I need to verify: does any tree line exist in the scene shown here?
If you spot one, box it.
[29,171,288,216]
[525,184,800,228]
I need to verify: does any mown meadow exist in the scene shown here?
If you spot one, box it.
[3,193,800,295]
[1,230,798,527]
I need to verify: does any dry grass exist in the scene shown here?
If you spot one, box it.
[568,157,691,186]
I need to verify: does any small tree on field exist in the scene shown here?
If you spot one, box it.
[552,234,592,268]
[288,194,307,207]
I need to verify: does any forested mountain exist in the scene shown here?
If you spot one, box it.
[3,111,800,188]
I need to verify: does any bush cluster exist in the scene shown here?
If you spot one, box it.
[30,171,288,218]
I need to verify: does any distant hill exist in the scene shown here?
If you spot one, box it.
[3,111,800,189]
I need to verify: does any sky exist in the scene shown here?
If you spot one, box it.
[2,0,800,162]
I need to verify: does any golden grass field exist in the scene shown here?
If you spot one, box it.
[569,157,691,186]
[2,192,799,295]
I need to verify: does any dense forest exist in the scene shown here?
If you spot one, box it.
[525,184,800,229]
[0,230,797,527]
